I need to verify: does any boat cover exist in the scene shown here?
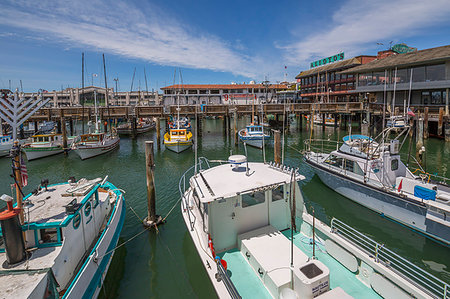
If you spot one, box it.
[414,185,436,201]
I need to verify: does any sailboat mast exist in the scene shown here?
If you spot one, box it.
[94,90,99,132]
[102,54,111,133]
[82,53,85,134]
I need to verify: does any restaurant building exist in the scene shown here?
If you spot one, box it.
[340,45,450,113]
[161,83,287,106]
[296,55,377,102]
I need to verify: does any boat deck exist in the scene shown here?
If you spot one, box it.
[219,229,380,299]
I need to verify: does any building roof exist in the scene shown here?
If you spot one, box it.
[340,45,450,74]
[161,84,287,90]
[295,57,372,79]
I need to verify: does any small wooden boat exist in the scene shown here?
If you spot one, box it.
[72,132,120,160]
[23,133,75,160]
[116,119,154,135]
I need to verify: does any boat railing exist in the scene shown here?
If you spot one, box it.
[303,138,342,155]
[179,157,212,231]
[216,258,241,299]
[330,218,450,299]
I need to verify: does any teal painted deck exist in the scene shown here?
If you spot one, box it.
[219,230,380,299]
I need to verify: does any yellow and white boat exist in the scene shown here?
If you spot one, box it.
[164,128,193,153]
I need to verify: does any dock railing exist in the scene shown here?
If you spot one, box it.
[330,218,450,299]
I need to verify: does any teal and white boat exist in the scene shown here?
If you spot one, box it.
[23,133,75,160]
[238,124,270,149]
[180,156,449,299]
[0,147,125,298]
[0,134,13,157]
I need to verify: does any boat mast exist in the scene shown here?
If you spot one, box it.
[102,54,111,133]
[82,53,85,134]
[94,90,99,133]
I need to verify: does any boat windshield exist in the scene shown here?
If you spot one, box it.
[81,134,101,142]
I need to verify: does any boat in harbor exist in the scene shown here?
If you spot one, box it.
[72,132,120,160]
[23,133,76,160]
[164,128,193,153]
[238,124,270,149]
[311,114,339,126]
[0,143,126,298]
[303,129,450,246]
[168,116,191,131]
[116,118,154,135]
[71,90,120,160]
[180,155,448,298]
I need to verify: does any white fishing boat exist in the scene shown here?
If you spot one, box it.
[23,133,75,160]
[72,90,120,160]
[116,119,154,135]
[0,144,126,299]
[180,155,449,298]
[238,124,270,149]
[303,128,450,246]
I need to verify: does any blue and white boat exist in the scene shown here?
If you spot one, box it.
[304,129,450,246]
[0,149,125,298]
[238,124,270,149]
[180,156,448,298]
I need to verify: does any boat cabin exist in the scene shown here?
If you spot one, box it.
[245,125,264,135]
[80,133,104,143]
[31,134,61,143]
[167,129,190,141]
[187,159,304,253]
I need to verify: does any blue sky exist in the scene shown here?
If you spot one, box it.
[0,0,449,92]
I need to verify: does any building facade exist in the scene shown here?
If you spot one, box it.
[340,45,450,113]
[19,86,160,107]
[161,83,288,106]
[296,55,377,102]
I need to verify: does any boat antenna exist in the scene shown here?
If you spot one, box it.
[144,67,149,99]
[82,52,85,134]
[281,100,286,164]
[102,54,111,133]
[243,142,250,176]
[130,67,136,92]
[261,104,266,163]
[289,169,295,289]
[312,207,316,260]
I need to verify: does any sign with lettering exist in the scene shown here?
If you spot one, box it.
[391,43,417,54]
[310,53,344,68]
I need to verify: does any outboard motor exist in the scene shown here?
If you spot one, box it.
[0,194,26,265]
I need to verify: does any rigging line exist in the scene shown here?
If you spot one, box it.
[129,205,144,223]
[96,226,152,259]
[162,197,182,222]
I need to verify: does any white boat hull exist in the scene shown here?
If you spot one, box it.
[62,185,126,299]
[0,144,11,157]
[23,147,64,160]
[74,138,120,160]
[164,141,192,153]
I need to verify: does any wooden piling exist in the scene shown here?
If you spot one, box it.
[445,116,450,142]
[334,113,338,129]
[274,130,281,164]
[144,141,162,227]
[424,107,429,139]
[69,118,74,136]
[34,121,38,133]
[60,110,68,154]
[416,115,424,158]
[322,114,325,131]
[131,116,137,139]
[156,118,161,150]
[438,107,444,136]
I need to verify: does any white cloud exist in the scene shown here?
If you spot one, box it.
[283,0,450,66]
[0,0,258,78]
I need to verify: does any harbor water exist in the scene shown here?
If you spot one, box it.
[0,117,449,298]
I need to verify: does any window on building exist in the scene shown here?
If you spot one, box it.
[426,64,446,81]
[412,66,426,82]
[272,185,284,202]
[422,91,430,105]
[199,90,207,94]
[188,90,197,94]
[210,90,219,94]
[341,74,347,80]
[373,71,387,85]
[358,73,368,86]
[431,91,442,104]
[242,191,265,207]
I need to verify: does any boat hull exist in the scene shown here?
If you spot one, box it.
[74,139,120,160]
[117,124,153,135]
[164,140,192,153]
[305,158,450,245]
[238,135,268,149]
[0,144,11,157]
[62,183,126,299]
[23,146,64,160]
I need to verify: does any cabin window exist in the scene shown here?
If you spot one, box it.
[93,192,99,208]
[39,228,58,244]
[172,131,178,136]
[272,185,284,202]
[179,131,185,135]
[324,155,343,168]
[343,159,354,172]
[242,191,265,207]
[391,159,399,171]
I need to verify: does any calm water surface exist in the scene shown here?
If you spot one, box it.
[0,117,448,298]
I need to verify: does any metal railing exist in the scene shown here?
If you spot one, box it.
[330,218,450,299]
[216,258,241,299]
[179,157,212,231]
[303,138,342,156]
